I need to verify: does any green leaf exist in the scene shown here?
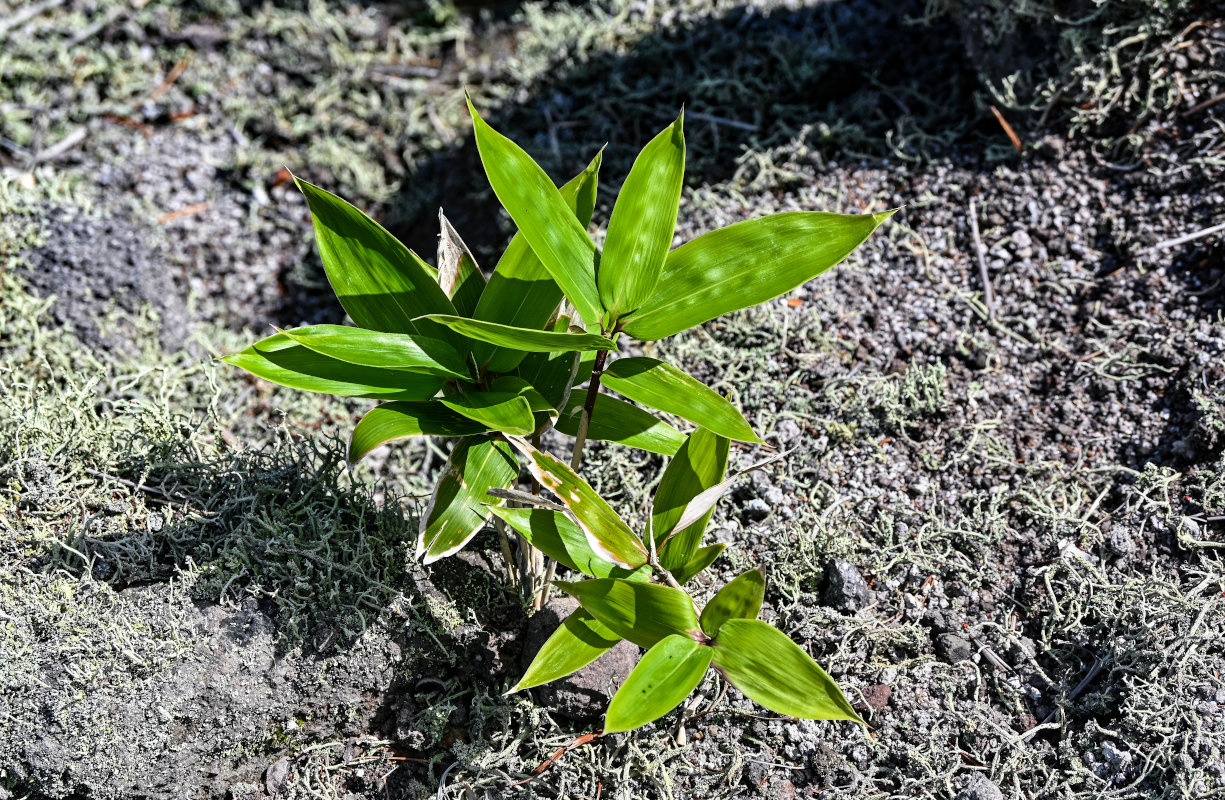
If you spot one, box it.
[599,111,685,321]
[712,619,862,723]
[513,609,622,692]
[602,357,759,443]
[556,578,701,648]
[555,394,685,457]
[622,210,894,341]
[294,176,458,338]
[513,315,592,408]
[419,437,519,563]
[473,153,602,373]
[440,388,536,436]
[437,211,486,317]
[700,569,765,637]
[467,98,602,326]
[347,401,486,463]
[279,324,469,380]
[424,315,617,354]
[653,427,729,572]
[658,450,789,544]
[221,332,443,400]
[605,634,712,734]
[505,438,648,569]
[672,544,725,585]
[487,507,651,581]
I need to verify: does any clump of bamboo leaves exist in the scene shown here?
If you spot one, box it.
[224,96,890,733]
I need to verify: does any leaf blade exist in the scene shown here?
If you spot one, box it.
[220,332,443,400]
[599,111,685,320]
[605,634,712,734]
[556,578,701,648]
[653,427,729,572]
[554,393,686,457]
[348,401,486,463]
[487,507,651,581]
[513,609,622,692]
[439,389,536,436]
[436,210,486,317]
[279,324,469,380]
[700,568,765,637]
[419,437,519,563]
[424,315,617,354]
[467,98,601,326]
[602,357,759,443]
[712,619,861,723]
[294,176,458,335]
[623,210,893,340]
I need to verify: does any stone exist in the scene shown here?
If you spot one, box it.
[956,773,1005,800]
[861,684,892,711]
[937,633,974,663]
[521,597,639,721]
[821,559,871,611]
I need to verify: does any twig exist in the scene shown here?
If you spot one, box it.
[33,126,87,163]
[148,57,191,101]
[486,487,566,512]
[1020,656,1105,742]
[968,197,997,319]
[0,0,70,37]
[1182,91,1225,118]
[989,106,1023,153]
[687,111,758,132]
[1146,221,1225,253]
[157,201,210,225]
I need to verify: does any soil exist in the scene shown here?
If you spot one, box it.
[2,0,1223,798]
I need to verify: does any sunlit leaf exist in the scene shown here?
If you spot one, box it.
[712,619,862,723]
[653,427,729,572]
[504,438,647,568]
[622,210,894,341]
[672,544,725,585]
[440,387,536,436]
[279,324,469,380]
[294,176,458,344]
[556,578,701,648]
[221,332,443,400]
[599,111,684,321]
[699,569,765,637]
[604,634,711,734]
[347,401,485,463]
[419,437,519,563]
[467,97,602,326]
[512,608,622,692]
[473,153,602,373]
[602,357,759,442]
[487,507,651,581]
[424,315,616,354]
[659,450,789,543]
[555,393,685,456]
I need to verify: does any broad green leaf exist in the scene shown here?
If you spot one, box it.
[347,401,486,463]
[505,438,647,568]
[622,210,894,341]
[279,324,469,380]
[221,332,443,400]
[673,544,725,585]
[599,111,685,321]
[605,634,712,734]
[424,315,616,354]
[489,375,555,415]
[467,98,602,326]
[555,394,685,457]
[556,578,700,648]
[700,569,765,637]
[602,357,759,443]
[474,153,602,373]
[440,388,536,436]
[487,507,651,581]
[513,609,622,692]
[513,316,594,408]
[437,211,486,317]
[712,619,862,723]
[294,176,458,340]
[653,427,729,572]
[660,450,789,543]
[419,437,519,563]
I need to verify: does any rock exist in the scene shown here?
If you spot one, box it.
[937,633,974,663]
[821,559,871,611]
[956,773,1005,800]
[744,497,771,521]
[265,757,291,795]
[522,597,639,721]
[861,684,892,712]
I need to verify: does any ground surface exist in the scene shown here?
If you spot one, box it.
[2,0,1224,798]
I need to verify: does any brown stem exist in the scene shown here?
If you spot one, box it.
[569,346,609,472]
